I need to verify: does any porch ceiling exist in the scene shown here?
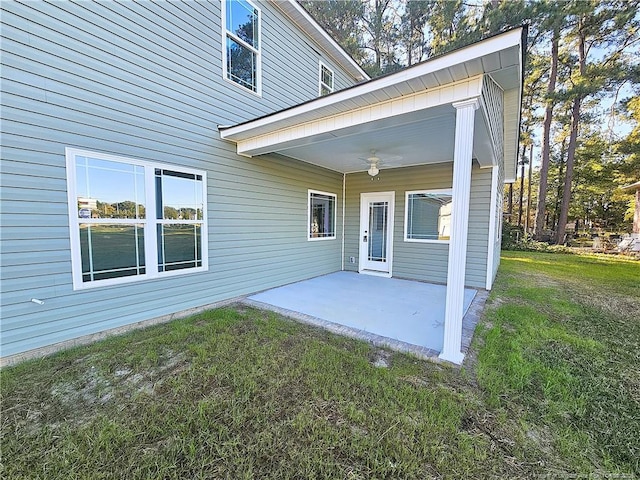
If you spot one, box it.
[272,106,457,173]
[258,105,496,173]
[219,27,525,175]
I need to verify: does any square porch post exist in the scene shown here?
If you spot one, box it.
[439,98,479,364]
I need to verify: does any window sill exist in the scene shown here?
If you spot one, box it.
[222,76,262,98]
[72,266,209,291]
[403,238,450,244]
[308,236,337,242]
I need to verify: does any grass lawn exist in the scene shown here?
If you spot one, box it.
[1,252,638,479]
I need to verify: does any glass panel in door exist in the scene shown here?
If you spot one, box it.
[368,201,388,262]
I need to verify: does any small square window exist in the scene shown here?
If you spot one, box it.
[319,62,334,96]
[405,190,452,242]
[308,190,336,240]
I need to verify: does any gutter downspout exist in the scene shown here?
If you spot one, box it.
[341,173,346,271]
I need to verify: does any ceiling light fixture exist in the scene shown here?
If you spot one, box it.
[367,151,380,177]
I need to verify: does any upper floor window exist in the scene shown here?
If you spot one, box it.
[223,0,261,94]
[319,62,334,96]
[308,190,336,240]
[66,148,208,290]
[404,190,452,242]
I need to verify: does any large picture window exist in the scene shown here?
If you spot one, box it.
[308,190,336,240]
[223,0,261,94]
[66,149,207,289]
[404,190,452,242]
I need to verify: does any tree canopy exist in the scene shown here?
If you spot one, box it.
[301,0,640,237]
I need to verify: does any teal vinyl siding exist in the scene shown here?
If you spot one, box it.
[344,163,491,289]
[0,1,352,357]
[465,167,493,288]
[260,6,355,98]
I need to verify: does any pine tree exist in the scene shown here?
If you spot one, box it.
[556,0,640,243]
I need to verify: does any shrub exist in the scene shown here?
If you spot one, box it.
[501,224,573,253]
[501,224,524,249]
[505,239,573,253]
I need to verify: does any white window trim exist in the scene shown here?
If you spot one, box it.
[65,148,208,290]
[318,61,334,96]
[308,189,337,241]
[221,0,262,96]
[404,188,452,244]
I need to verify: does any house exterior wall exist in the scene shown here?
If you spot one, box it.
[343,163,492,289]
[0,1,354,358]
[485,86,519,282]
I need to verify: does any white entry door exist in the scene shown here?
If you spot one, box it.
[359,192,395,276]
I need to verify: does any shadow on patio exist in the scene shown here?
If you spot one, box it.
[243,271,487,361]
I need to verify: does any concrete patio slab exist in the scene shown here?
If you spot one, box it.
[246,271,481,357]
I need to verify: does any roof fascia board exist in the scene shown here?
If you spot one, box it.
[220,28,523,141]
[273,0,369,81]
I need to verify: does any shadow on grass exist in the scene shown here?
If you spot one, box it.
[2,252,638,478]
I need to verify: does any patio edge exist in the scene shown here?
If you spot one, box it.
[242,298,441,361]
[461,289,489,355]
[242,289,489,365]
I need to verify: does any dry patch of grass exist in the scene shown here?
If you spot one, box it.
[2,252,638,478]
[1,307,527,479]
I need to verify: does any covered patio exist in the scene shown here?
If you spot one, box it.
[244,272,486,359]
[221,28,524,364]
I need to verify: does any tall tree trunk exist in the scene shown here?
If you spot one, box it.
[633,189,640,235]
[508,183,513,221]
[556,25,586,245]
[552,138,567,230]
[517,142,527,227]
[525,145,533,234]
[534,26,559,239]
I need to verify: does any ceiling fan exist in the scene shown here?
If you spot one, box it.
[364,150,380,176]
[359,150,401,176]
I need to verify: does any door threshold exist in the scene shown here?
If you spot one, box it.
[359,269,392,278]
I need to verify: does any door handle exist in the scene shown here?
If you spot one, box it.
[363,230,368,242]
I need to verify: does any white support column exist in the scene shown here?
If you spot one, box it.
[439,98,479,365]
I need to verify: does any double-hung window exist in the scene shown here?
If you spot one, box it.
[223,0,261,94]
[66,148,207,290]
[308,190,336,240]
[404,189,452,242]
[319,62,334,96]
